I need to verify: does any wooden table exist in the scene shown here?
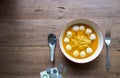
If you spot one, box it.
[0,0,120,78]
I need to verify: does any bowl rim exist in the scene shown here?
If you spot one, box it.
[59,19,104,63]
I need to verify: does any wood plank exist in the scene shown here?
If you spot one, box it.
[0,0,120,78]
[0,19,120,47]
[0,47,119,78]
[0,0,120,19]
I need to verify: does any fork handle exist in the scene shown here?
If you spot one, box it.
[106,45,110,71]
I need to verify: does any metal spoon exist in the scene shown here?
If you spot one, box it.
[48,34,57,62]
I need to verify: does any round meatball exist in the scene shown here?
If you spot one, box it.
[66,44,72,51]
[80,51,86,57]
[86,47,93,54]
[72,25,79,31]
[66,31,72,37]
[64,37,69,43]
[73,50,79,57]
[90,33,96,40]
[86,28,92,34]
[79,25,85,31]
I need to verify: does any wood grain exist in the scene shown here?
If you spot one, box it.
[0,0,120,78]
[0,0,120,19]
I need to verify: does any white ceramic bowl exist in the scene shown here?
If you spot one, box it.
[59,19,104,63]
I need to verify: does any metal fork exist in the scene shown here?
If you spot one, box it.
[104,29,111,71]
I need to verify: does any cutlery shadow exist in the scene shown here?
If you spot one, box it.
[62,56,102,72]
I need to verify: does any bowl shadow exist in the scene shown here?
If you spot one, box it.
[62,55,102,73]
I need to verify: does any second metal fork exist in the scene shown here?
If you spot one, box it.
[104,29,111,71]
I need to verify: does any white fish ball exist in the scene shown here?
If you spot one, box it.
[79,25,85,31]
[64,37,69,43]
[90,33,96,40]
[66,44,72,51]
[66,31,72,37]
[86,47,93,54]
[86,28,92,34]
[72,26,79,31]
[80,51,86,57]
[73,50,79,57]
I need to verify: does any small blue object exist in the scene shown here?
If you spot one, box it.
[47,69,51,74]
[58,74,63,78]
[53,69,57,74]
[40,68,59,78]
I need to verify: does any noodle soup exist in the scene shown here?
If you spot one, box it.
[59,19,104,63]
[62,24,98,59]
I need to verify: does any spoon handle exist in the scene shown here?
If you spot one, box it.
[50,46,55,62]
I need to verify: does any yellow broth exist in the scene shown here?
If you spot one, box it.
[62,24,98,59]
